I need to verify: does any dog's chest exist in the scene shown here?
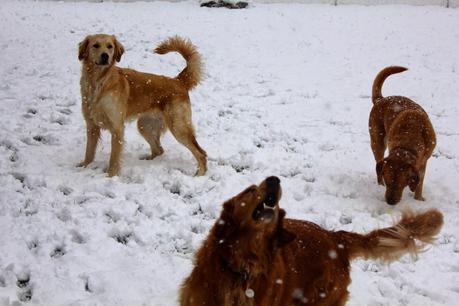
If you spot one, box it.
[80,76,105,106]
[223,290,255,306]
[80,76,113,124]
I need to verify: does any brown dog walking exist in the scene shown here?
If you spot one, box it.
[369,66,436,204]
[77,34,207,177]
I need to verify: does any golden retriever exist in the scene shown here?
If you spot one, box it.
[77,34,207,177]
[180,177,443,306]
[369,66,436,204]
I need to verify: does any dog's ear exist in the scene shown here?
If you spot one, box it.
[409,167,420,192]
[278,208,286,221]
[113,36,124,62]
[277,228,296,247]
[78,36,90,61]
[276,209,296,247]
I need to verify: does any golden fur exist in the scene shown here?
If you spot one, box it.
[180,177,443,306]
[77,34,207,177]
[369,66,436,204]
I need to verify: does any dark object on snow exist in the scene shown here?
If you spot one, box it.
[200,0,248,9]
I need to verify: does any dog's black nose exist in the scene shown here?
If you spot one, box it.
[266,176,280,187]
[386,198,399,205]
[100,53,109,64]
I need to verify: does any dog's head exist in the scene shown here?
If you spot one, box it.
[212,176,295,278]
[377,157,420,205]
[78,34,124,66]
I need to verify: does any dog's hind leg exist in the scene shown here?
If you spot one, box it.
[165,103,207,176]
[137,113,165,160]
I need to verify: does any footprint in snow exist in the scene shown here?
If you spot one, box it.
[58,108,72,115]
[1,140,19,162]
[18,287,33,302]
[163,181,181,195]
[26,239,39,253]
[70,229,87,244]
[58,185,73,196]
[104,210,121,223]
[16,272,30,289]
[50,115,69,126]
[83,276,92,293]
[23,108,37,118]
[50,245,66,258]
[319,143,335,152]
[110,230,134,245]
[16,271,33,302]
[32,134,57,145]
[56,208,72,222]
[21,135,58,146]
[339,214,352,225]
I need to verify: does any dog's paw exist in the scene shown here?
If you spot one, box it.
[414,195,426,201]
[139,154,154,160]
[139,151,163,161]
[107,167,119,177]
[195,168,207,177]
[76,161,90,168]
[107,172,118,178]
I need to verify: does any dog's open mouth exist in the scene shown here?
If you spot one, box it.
[252,202,276,221]
[252,176,280,222]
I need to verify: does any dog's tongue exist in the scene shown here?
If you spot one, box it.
[260,207,275,221]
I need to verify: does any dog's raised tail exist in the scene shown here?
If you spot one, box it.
[338,209,443,262]
[155,36,202,91]
[372,66,408,104]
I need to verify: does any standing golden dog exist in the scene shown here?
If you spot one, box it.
[369,66,436,205]
[180,177,443,306]
[77,34,207,177]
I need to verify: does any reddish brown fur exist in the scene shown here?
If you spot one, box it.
[180,177,443,306]
[77,34,207,177]
[369,66,436,204]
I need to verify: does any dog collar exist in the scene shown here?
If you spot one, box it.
[220,256,250,282]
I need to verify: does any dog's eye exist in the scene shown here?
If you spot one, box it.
[107,44,113,49]
[93,43,100,49]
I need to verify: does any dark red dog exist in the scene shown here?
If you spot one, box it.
[369,66,436,204]
[180,177,443,306]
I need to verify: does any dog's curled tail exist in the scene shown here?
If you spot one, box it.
[155,36,202,91]
[372,66,408,104]
[338,209,443,262]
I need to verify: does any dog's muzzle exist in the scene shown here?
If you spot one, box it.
[264,176,280,207]
[252,176,281,221]
[98,53,109,65]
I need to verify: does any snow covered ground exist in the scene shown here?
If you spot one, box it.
[0,1,459,305]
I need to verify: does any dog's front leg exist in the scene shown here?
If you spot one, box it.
[77,122,100,168]
[413,163,426,201]
[107,127,124,177]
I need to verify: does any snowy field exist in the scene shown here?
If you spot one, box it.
[1,1,459,305]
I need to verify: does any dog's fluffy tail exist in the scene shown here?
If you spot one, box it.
[155,36,202,91]
[372,66,408,104]
[337,209,443,262]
